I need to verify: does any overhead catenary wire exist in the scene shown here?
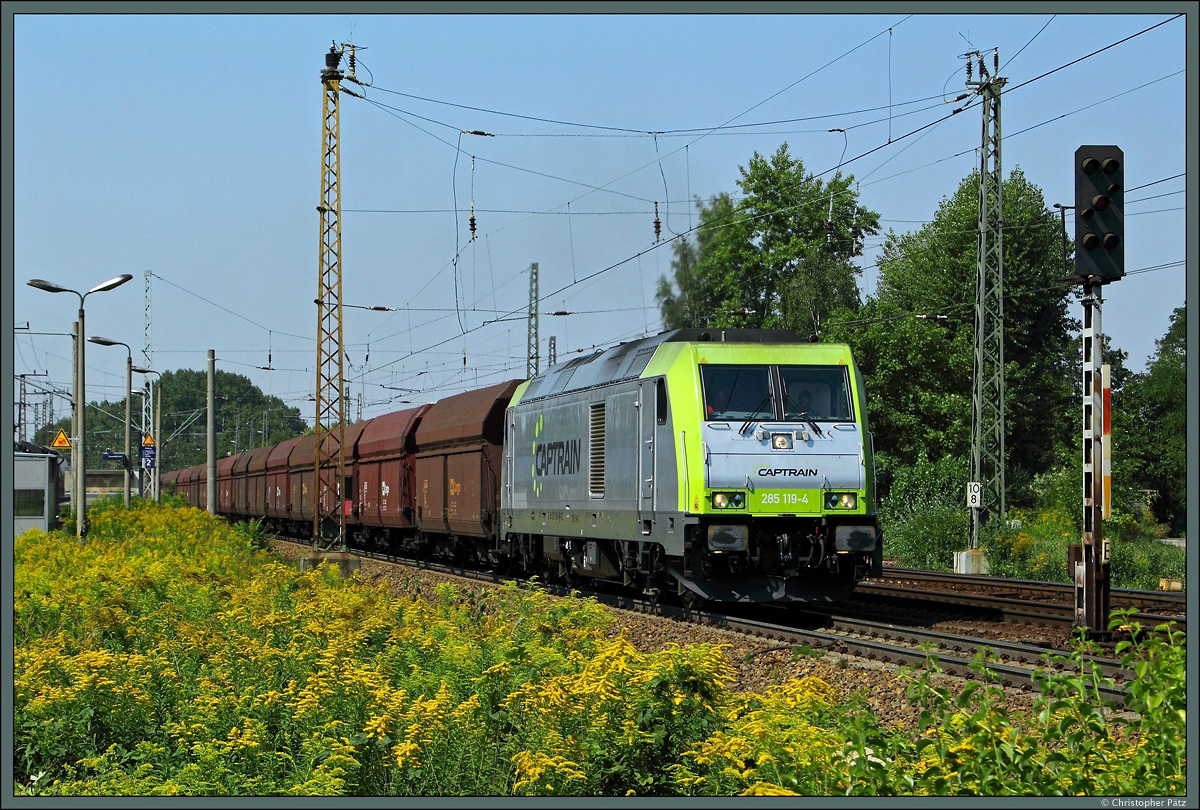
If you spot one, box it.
[23,16,1183,420]
[340,13,1181,367]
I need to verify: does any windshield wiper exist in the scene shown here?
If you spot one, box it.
[781,379,822,435]
[740,392,774,435]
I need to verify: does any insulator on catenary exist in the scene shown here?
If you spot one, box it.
[654,202,661,243]
[469,205,476,238]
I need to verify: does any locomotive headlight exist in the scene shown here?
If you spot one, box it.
[771,433,793,450]
[711,491,745,509]
[824,492,858,510]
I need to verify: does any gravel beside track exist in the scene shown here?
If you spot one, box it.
[274,541,1050,731]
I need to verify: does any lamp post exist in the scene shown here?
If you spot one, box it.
[133,366,162,501]
[28,274,133,536]
[88,336,134,507]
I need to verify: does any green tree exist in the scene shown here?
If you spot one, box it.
[34,369,308,475]
[656,143,879,331]
[155,369,308,470]
[824,168,1077,508]
[1114,305,1186,534]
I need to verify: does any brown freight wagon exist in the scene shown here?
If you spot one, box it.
[356,404,429,541]
[188,465,208,512]
[160,467,182,497]
[316,419,373,532]
[414,380,522,539]
[241,445,273,518]
[287,434,318,528]
[265,436,306,523]
[178,464,196,509]
[230,449,254,517]
[216,453,240,515]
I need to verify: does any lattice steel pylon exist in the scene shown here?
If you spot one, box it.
[967,51,1007,550]
[313,42,352,551]
[527,262,539,378]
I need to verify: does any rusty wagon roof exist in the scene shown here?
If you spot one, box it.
[415,379,523,450]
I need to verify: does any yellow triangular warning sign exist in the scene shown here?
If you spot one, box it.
[142,434,156,447]
[51,429,71,449]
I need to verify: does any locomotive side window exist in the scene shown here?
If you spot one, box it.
[656,377,668,425]
[701,365,772,421]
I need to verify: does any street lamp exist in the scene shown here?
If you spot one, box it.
[88,336,134,508]
[27,274,133,536]
[133,366,162,501]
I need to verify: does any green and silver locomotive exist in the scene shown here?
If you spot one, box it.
[500,328,881,604]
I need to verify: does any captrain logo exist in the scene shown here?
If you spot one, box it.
[530,414,582,498]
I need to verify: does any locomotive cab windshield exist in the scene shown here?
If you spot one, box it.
[702,364,853,422]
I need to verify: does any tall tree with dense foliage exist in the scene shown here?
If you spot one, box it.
[656,143,879,332]
[34,369,308,473]
[823,168,1077,507]
[1112,305,1187,534]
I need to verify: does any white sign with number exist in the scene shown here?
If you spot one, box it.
[967,481,982,508]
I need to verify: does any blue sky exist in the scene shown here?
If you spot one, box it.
[8,7,1195,430]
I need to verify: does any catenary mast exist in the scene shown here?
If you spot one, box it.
[967,49,1007,557]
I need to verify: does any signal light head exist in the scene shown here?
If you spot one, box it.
[1074,145,1124,282]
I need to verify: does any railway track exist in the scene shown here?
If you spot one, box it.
[864,567,1186,635]
[286,540,1141,711]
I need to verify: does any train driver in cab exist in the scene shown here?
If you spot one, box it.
[706,382,731,419]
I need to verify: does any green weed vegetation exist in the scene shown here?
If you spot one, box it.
[881,456,1185,589]
[14,498,1185,797]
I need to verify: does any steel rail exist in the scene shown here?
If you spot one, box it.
[874,567,1186,611]
[852,583,1185,635]
[338,543,1134,711]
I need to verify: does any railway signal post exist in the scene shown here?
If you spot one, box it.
[1068,145,1124,641]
